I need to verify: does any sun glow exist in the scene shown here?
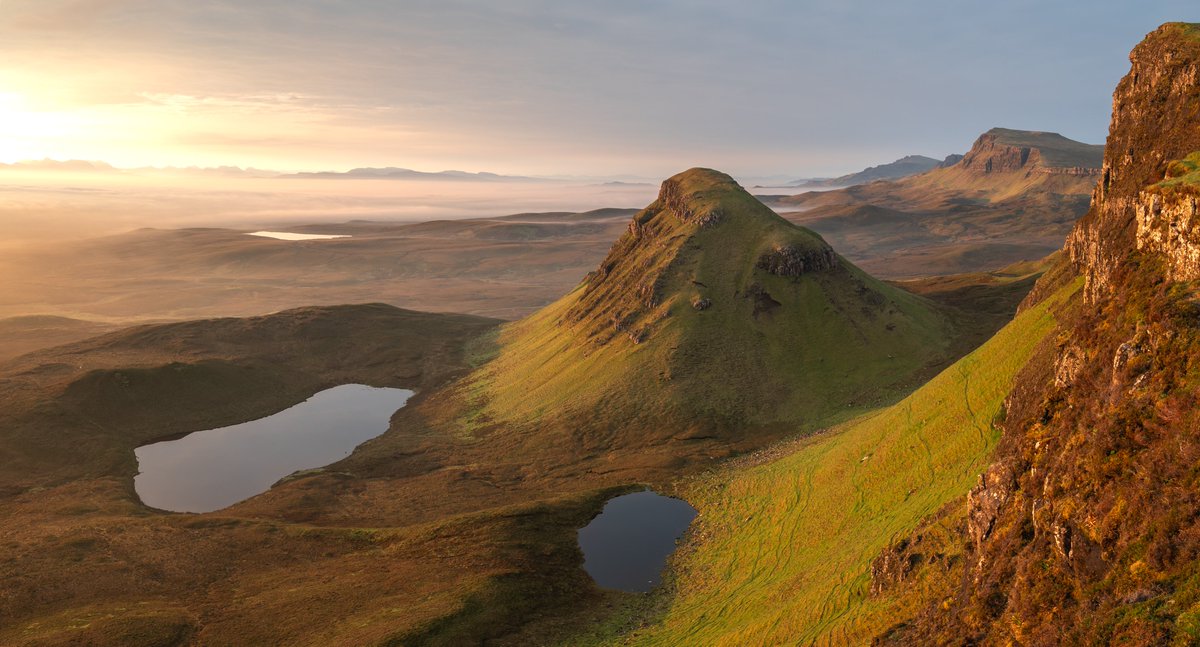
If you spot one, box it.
[0,92,93,163]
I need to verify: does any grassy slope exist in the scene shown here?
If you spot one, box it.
[467,170,953,441]
[1150,150,1200,196]
[592,279,1078,646]
[897,163,1094,203]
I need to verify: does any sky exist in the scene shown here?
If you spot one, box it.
[1,0,1197,177]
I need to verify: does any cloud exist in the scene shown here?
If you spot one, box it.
[1,0,1196,175]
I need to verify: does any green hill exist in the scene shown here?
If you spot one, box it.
[463,168,956,449]
[575,273,1078,646]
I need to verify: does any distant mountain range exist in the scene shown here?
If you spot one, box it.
[0,159,119,173]
[279,167,545,182]
[789,153,963,189]
[0,160,543,182]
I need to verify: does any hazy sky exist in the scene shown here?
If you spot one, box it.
[1,0,1196,176]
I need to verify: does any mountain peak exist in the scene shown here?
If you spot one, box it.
[575,168,840,344]
[653,167,744,228]
[652,167,786,230]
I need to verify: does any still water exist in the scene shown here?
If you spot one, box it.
[134,384,412,513]
[247,231,351,240]
[578,490,698,592]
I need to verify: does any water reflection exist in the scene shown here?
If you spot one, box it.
[134,384,411,513]
[578,490,697,592]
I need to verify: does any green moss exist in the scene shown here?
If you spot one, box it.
[1151,151,1200,196]
[1168,22,1200,43]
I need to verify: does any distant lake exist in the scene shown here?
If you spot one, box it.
[247,231,351,240]
[578,490,698,592]
[134,384,412,513]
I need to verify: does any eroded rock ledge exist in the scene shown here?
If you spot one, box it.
[660,177,724,228]
[756,244,838,277]
[1136,190,1200,281]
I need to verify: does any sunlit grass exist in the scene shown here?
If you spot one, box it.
[594,279,1078,646]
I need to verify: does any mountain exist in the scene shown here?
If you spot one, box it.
[282,167,542,181]
[462,168,956,445]
[937,153,965,168]
[791,154,949,188]
[773,128,1103,277]
[961,127,1103,172]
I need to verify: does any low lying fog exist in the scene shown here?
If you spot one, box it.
[0,170,662,248]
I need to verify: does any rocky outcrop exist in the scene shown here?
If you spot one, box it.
[1041,166,1103,177]
[957,128,1103,177]
[959,134,1039,174]
[1135,190,1200,281]
[1068,24,1200,302]
[756,243,838,277]
[965,460,1018,564]
[660,176,725,228]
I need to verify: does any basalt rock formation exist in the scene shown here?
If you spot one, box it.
[1068,25,1200,302]
[1136,154,1200,282]
[959,127,1104,177]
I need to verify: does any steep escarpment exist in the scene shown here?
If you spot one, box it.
[1068,23,1200,302]
[1136,152,1200,281]
[900,127,1103,200]
[874,23,1200,646]
[465,168,955,451]
[959,127,1104,176]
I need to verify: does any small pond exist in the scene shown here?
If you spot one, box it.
[134,384,412,513]
[578,490,698,592]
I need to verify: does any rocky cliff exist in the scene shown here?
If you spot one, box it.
[958,127,1104,177]
[1136,154,1200,282]
[875,23,1200,646]
[1068,23,1200,302]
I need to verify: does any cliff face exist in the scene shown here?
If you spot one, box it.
[875,24,1200,646]
[957,127,1104,176]
[1068,24,1200,302]
[1136,191,1200,281]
